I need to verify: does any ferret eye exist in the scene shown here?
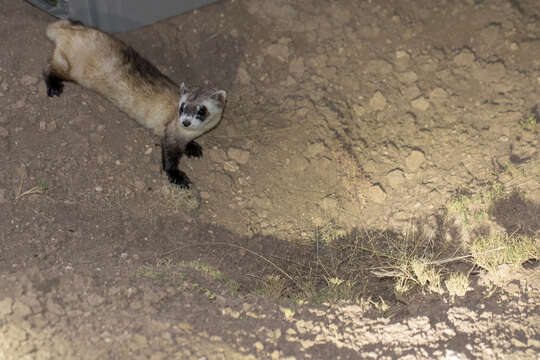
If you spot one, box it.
[197,106,207,118]
[179,103,185,114]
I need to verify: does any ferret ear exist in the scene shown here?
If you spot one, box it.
[180,82,187,95]
[210,90,227,106]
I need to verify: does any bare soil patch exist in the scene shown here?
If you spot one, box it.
[1,0,539,359]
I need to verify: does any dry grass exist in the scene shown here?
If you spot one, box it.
[161,185,200,213]
[445,272,470,297]
[15,179,48,200]
[471,233,538,272]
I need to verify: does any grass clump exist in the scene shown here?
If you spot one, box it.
[447,183,504,224]
[471,233,538,272]
[16,179,48,200]
[445,272,470,297]
[521,114,537,131]
[162,185,200,213]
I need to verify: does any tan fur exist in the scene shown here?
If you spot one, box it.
[46,20,178,136]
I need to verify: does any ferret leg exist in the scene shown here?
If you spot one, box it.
[184,141,203,158]
[43,64,64,97]
[162,141,192,188]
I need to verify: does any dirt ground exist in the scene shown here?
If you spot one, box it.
[1,0,539,359]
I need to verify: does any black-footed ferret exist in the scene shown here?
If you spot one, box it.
[44,20,227,188]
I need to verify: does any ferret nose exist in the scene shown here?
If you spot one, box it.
[182,119,191,127]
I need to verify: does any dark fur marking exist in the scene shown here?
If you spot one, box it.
[121,46,164,86]
[44,71,64,97]
[162,142,192,188]
[185,141,203,158]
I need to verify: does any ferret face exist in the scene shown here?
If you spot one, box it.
[177,85,227,134]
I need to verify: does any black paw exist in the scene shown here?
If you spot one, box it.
[185,141,203,158]
[44,74,64,97]
[166,169,192,189]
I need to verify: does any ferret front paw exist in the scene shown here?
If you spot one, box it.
[185,141,203,158]
[44,74,64,97]
[166,169,192,189]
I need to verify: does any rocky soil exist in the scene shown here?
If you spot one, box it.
[0,0,539,359]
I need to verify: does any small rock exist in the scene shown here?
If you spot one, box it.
[46,120,57,132]
[307,142,326,157]
[20,75,39,86]
[207,148,227,163]
[0,126,8,137]
[144,147,152,155]
[396,71,418,84]
[369,91,387,111]
[411,97,430,111]
[228,148,250,165]
[367,183,386,204]
[266,43,289,61]
[0,297,13,317]
[289,57,305,78]
[13,301,32,318]
[236,67,251,85]
[402,85,420,100]
[395,50,410,71]
[406,150,425,171]
[134,180,145,191]
[429,87,448,99]
[254,341,264,352]
[200,191,210,200]
[454,51,475,67]
[224,161,239,172]
[352,104,365,118]
[472,62,506,83]
[366,60,393,74]
[95,186,103,192]
[39,121,46,131]
[386,169,406,187]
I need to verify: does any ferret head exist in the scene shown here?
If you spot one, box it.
[177,83,227,137]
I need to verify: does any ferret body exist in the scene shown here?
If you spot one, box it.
[44,20,227,188]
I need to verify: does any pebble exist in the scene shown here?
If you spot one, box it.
[472,62,506,83]
[265,43,289,61]
[386,169,406,187]
[95,186,103,192]
[307,142,325,157]
[224,161,239,172]
[405,150,425,171]
[289,57,305,78]
[395,50,410,71]
[352,104,365,118]
[46,120,57,132]
[367,183,386,204]
[411,97,430,111]
[236,67,251,85]
[429,87,448,99]
[402,85,421,100]
[396,71,418,84]
[369,91,387,111]
[20,75,39,86]
[227,148,250,164]
[0,297,13,317]
[454,51,475,67]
